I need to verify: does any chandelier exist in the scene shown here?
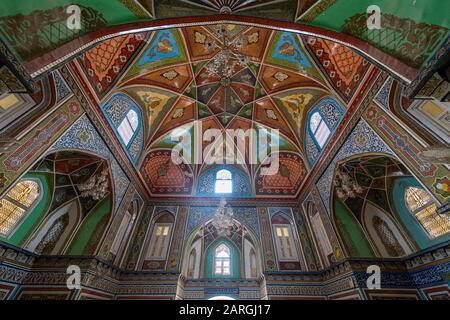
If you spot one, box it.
[203,25,251,80]
[78,169,109,201]
[211,198,235,236]
[334,168,364,200]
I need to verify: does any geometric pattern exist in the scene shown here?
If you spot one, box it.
[305,36,370,102]
[102,93,144,163]
[78,33,148,99]
[374,77,394,109]
[140,150,193,195]
[53,70,72,104]
[50,114,130,212]
[76,23,374,198]
[179,0,291,13]
[255,152,306,196]
[306,97,346,165]
[185,206,259,240]
[316,119,394,214]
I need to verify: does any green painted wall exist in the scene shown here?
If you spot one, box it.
[0,172,54,246]
[391,176,450,249]
[204,238,240,279]
[304,0,450,68]
[66,196,111,255]
[0,0,149,24]
[308,0,450,32]
[334,199,375,257]
[0,0,153,62]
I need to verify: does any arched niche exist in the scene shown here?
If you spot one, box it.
[26,199,81,255]
[204,238,240,279]
[270,212,303,270]
[182,219,261,280]
[141,210,175,270]
[330,154,438,258]
[362,202,413,257]
[6,150,114,256]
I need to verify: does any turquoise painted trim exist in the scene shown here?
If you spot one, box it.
[391,176,450,249]
[418,289,428,300]
[204,238,240,279]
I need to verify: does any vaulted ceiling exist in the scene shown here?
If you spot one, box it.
[75,23,373,198]
[2,0,447,82]
[3,0,446,199]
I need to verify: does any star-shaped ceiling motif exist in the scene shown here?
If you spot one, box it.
[77,23,372,198]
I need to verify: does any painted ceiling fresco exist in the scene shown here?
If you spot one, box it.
[1,0,447,82]
[74,23,372,198]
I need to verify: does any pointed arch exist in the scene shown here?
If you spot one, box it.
[26,199,81,255]
[0,178,42,238]
[204,238,240,279]
[363,202,413,257]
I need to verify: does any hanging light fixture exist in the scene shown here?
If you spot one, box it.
[334,167,364,200]
[211,198,235,236]
[78,169,109,201]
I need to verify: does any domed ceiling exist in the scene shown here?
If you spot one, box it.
[76,23,374,198]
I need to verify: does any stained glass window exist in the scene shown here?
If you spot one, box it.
[405,187,450,238]
[214,244,231,276]
[0,180,40,237]
[117,109,139,146]
[310,112,330,148]
[215,169,232,194]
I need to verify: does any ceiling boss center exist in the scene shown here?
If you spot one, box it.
[203,24,252,79]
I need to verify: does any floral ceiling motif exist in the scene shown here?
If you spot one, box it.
[76,23,372,198]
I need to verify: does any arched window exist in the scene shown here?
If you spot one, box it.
[272,214,299,261]
[273,224,298,261]
[146,212,174,261]
[215,169,232,194]
[310,111,330,148]
[405,187,450,238]
[214,244,231,276]
[117,109,139,146]
[0,180,40,237]
[147,224,172,259]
